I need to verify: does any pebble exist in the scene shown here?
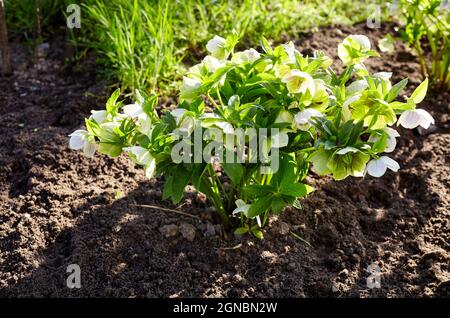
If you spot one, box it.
[36,43,50,58]
[278,221,290,235]
[159,224,178,238]
[232,274,247,286]
[179,223,196,241]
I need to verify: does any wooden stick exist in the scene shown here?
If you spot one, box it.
[130,204,202,220]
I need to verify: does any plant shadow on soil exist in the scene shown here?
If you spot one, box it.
[1,23,449,297]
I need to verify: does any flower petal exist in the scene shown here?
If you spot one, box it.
[398,109,434,129]
[83,141,97,158]
[123,104,142,118]
[381,156,400,172]
[384,127,399,153]
[90,110,108,124]
[144,157,156,179]
[69,129,88,150]
[366,158,387,177]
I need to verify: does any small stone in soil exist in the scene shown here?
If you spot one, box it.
[278,221,290,235]
[179,223,196,241]
[232,274,247,286]
[159,224,178,238]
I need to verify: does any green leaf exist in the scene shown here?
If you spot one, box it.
[162,175,173,200]
[410,78,428,104]
[277,154,297,187]
[98,143,122,157]
[143,94,158,115]
[309,149,332,175]
[243,184,274,198]
[222,163,243,185]
[280,183,309,198]
[171,165,192,204]
[191,163,206,190]
[106,88,121,114]
[248,196,273,217]
[271,197,286,214]
[260,36,273,54]
[251,228,264,239]
[386,78,408,102]
[234,227,249,235]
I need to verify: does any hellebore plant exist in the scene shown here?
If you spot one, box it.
[389,0,450,90]
[70,34,433,237]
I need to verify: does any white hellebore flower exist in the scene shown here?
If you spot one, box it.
[366,156,400,177]
[171,108,195,135]
[232,199,262,227]
[90,110,108,124]
[206,35,227,60]
[202,55,223,73]
[122,103,152,136]
[180,76,201,102]
[338,35,371,65]
[275,110,294,124]
[397,109,435,129]
[69,129,97,158]
[231,49,260,64]
[369,127,400,153]
[294,108,322,131]
[282,70,315,96]
[123,146,156,178]
[200,113,234,134]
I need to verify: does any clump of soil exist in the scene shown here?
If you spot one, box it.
[0,24,449,298]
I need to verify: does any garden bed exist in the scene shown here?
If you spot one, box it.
[0,23,449,297]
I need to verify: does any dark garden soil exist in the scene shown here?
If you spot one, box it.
[0,23,449,298]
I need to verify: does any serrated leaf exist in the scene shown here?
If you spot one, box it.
[280,183,309,198]
[248,196,273,217]
[243,184,274,198]
[271,197,286,213]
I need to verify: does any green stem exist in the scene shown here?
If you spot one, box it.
[207,93,225,117]
[205,165,230,226]
[216,87,225,107]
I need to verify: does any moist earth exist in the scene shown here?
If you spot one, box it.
[0,24,449,297]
